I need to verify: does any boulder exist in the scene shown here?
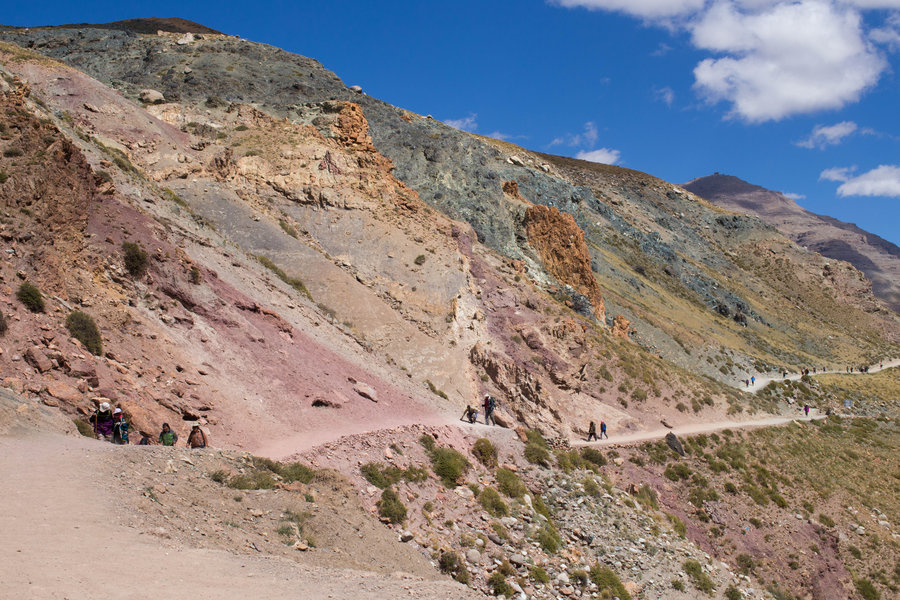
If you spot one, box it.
[69,360,99,387]
[465,549,481,564]
[509,553,526,567]
[25,347,53,373]
[46,381,81,403]
[665,432,685,457]
[349,85,363,93]
[352,382,378,402]
[176,33,194,45]
[139,89,166,104]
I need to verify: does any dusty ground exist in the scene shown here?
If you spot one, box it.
[0,417,482,599]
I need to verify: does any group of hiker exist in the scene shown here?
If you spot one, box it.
[460,394,611,442]
[461,394,498,426]
[89,401,208,448]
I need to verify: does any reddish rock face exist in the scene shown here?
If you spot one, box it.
[523,204,605,323]
[46,381,81,403]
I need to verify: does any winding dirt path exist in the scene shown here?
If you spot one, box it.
[0,431,480,600]
[742,358,900,393]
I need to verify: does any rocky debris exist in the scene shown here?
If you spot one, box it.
[139,89,166,104]
[611,314,631,340]
[46,381,81,403]
[351,382,378,403]
[24,346,53,373]
[665,432,685,457]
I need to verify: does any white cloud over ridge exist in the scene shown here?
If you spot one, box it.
[822,164,900,197]
[554,0,899,122]
[443,113,478,132]
[796,121,858,149]
[576,148,622,164]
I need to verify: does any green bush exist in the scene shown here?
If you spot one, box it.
[581,447,607,467]
[818,514,835,527]
[122,242,149,278]
[583,477,601,497]
[227,471,275,490]
[250,456,315,483]
[73,418,94,438]
[634,484,659,510]
[524,443,551,467]
[496,468,526,498]
[472,438,498,468]
[361,462,393,488]
[672,580,686,591]
[530,565,550,583]
[536,523,562,553]
[854,579,879,600]
[589,566,631,600]
[414,254,427,265]
[17,282,45,313]
[210,470,228,483]
[419,433,436,452]
[0,171,8,184]
[724,585,742,600]
[438,551,459,573]
[667,513,686,537]
[683,559,715,594]
[488,572,513,597]
[664,463,692,481]
[377,487,407,524]
[478,486,508,517]
[532,494,552,519]
[66,311,102,355]
[430,447,470,487]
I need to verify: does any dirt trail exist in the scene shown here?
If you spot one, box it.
[571,412,825,448]
[0,431,480,600]
[744,358,900,392]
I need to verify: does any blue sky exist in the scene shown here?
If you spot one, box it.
[4,1,900,245]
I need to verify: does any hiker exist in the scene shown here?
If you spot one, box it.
[599,420,608,440]
[587,421,598,442]
[804,404,810,417]
[111,408,129,445]
[187,423,208,449]
[158,423,178,446]
[461,405,478,424]
[90,401,115,441]
[751,376,755,386]
[483,394,496,426]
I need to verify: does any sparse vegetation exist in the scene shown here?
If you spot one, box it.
[589,565,632,600]
[256,255,311,299]
[428,446,470,487]
[16,282,44,313]
[65,311,102,355]
[73,419,94,438]
[472,438,497,467]
[377,487,407,524]
[122,242,149,278]
[478,486,508,516]
[683,559,715,594]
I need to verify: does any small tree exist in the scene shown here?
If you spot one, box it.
[122,241,149,278]
[17,282,44,313]
[66,311,103,355]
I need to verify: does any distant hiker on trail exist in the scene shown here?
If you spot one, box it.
[90,402,114,441]
[111,408,129,445]
[158,423,178,447]
[804,404,810,417]
[587,421,598,442]
[461,405,478,424]
[751,376,755,386]
[483,394,496,426]
[744,379,749,388]
[599,420,608,440]
[187,423,208,449]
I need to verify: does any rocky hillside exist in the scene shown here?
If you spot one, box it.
[683,174,900,313]
[0,20,898,452]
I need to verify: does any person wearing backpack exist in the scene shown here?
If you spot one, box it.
[483,394,496,426]
[158,423,178,446]
[90,401,115,441]
[111,408,129,445]
[599,420,608,440]
[587,421,598,442]
[187,423,208,449]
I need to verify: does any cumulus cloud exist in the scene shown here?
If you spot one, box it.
[692,2,885,122]
[783,192,806,200]
[822,165,900,197]
[796,121,858,149]
[443,113,478,132]
[549,121,599,147]
[551,0,705,19]
[576,148,622,164]
[552,0,899,122]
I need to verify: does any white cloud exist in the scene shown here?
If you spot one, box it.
[549,121,599,147]
[796,121,858,149]
[576,148,622,164]
[552,0,899,122]
[551,0,705,19]
[820,166,857,182]
[783,192,806,200]
[655,86,676,106]
[824,165,900,197]
[692,2,885,122]
[443,113,478,132]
